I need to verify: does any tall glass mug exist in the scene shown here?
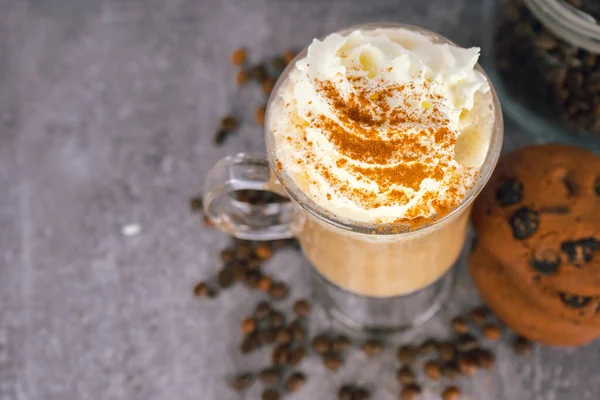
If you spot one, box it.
[204,23,504,332]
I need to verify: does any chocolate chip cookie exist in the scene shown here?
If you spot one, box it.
[469,245,600,346]
[472,144,600,296]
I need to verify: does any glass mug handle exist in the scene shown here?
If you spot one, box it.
[203,153,297,240]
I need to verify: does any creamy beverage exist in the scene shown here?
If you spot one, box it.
[268,28,495,297]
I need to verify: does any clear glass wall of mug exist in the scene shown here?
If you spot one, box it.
[203,23,504,332]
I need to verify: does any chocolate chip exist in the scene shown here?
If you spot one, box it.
[331,335,352,353]
[509,207,540,239]
[594,176,600,196]
[559,293,592,309]
[396,365,416,385]
[285,372,306,392]
[323,351,343,371]
[400,384,422,400]
[262,389,280,400]
[514,336,533,356]
[230,372,254,390]
[456,333,479,352]
[495,177,523,206]
[397,345,417,364]
[312,334,330,354]
[451,317,469,334]
[561,238,600,264]
[258,367,282,385]
[561,174,578,197]
[423,360,441,380]
[362,339,383,357]
[531,248,562,274]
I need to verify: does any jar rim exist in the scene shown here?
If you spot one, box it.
[527,0,600,52]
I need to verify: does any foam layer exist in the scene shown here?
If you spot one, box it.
[269,28,494,224]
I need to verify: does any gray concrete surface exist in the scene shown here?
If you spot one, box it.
[1,0,599,399]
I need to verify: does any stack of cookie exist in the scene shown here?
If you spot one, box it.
[470,144,600,346]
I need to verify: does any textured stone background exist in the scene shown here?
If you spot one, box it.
[1,0,599,399]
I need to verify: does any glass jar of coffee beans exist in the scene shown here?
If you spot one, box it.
[485,0,600,149]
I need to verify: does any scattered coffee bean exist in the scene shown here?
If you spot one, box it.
[323,351,343,371]
[514,335,533,356]
[221,115,238,132]
[468,306,488,324]
[241,317,257,334]
[272,344,290,366]
[282,50,296,65]
[285,372,307,392]
[451,316,469,334]
[441,361,460,379]
[193,281,212,298]
[397,345,417,365]
[289,347,306,366]
[418,339,438,356]
[219,248,234,262]
[473,348,495,369]
[230,372,254,390]
[258,329,276,345]
[273,57,287,71]
[438,342,455,362]
[423,360,441,381]
[245,271,261,288]
[249,64,267,82]
[254,243,273,260]
[259,367,282,385]
[236,69,248,85]
[483,324,502,341]
[189,197,203,213]
[289,319,305,341]
[235,243,253,259]
[456,333,478,352]
[354,387,370,400]
[337,385,354,400]
[270,310,285,328]
[218,267,234,288]
[240,332,260,354]
[262,77,275,95]
[400,384,422,400]
[262,388,280,400]
[258,276,272,292]
[275,327,292,345]
[230,48,247,65]
[362,339,383,356]
[246,258,262,271]
[293,299,311,317]
[255,301,271,319]
[396,365,416,385]
[458,353,477,376]
[312,334,330,354]
[255,106,266,126]
[442,385,462,400]
[332,335,352,353]
[232,262,246,281]
[269,281,289,300]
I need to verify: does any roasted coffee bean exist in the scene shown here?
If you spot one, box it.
[236,69,248,85]
[255,301,271,319]
[457,353,477,376]
[230,372,254,390]
[219,248,235,262]
[559,293,592,308]
[258,329,276,345]
[189,197,203,213]
[332,335,352,353]
[483,324,502,341]
[289,347,306,366]
[269,281,289,300]
[418,339,438,356]
[400,384,422,400]
[438,342,455,362]
[262,78,275,95]
[259,367,282,385]
[272,344,290,366]
[218,268,234,289]
[397,345,417,364]
[193,281,211,298]
[396,365,416,385]
[245,271,261,288]
[235,244,253,259]
[509,207,540,240]
[473,348,495,369]
[323,351,343,371]
[245,258,262,271]
[456,333,479,352]
[441,362,460,379]
[312,334,331,354]
[254,243,273,260]
[232,262,246,281]
[469,306,488,324]
[442,386,462,400]
[258,276,272,292]
[423,360,441,380]
[289,319,305,341]
[230,48,247,65]
[275,328,292,345]
[337,385,354,400]
[270,310,285,328]
[495,177,523,206]
[221,115,238,132]
[514,336,533,356]
[241,317,257,334]
[282,50,296,65]
[353,387,370,400]
[255,106,266,126]
[262,389,280,400]
[285,372,306,392]
[362,339,383,356]
[451,316,469,334]
[531,248,561,274]
[561,238,600,264]
[293,300,311,317]
[249,64,267,81]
